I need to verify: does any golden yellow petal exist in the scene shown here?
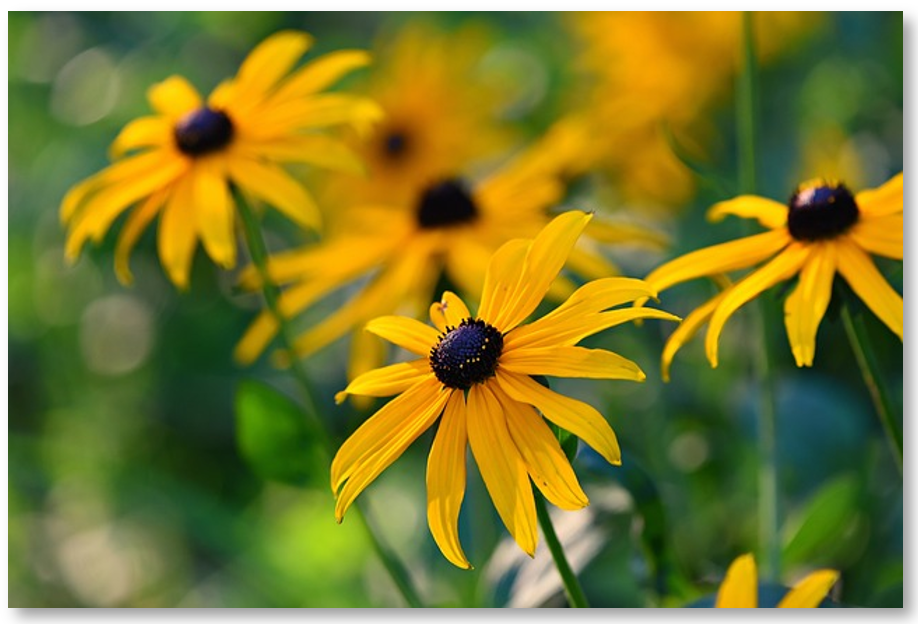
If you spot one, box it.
[192,159,236,269]
[586,218,669,249]
[147,75,203,119]
[427,390,472,569]
[660,291,726,382]
[836,238,903,340]
[466,384,537,557]
[494,384,588,511]
[429,291,471,331]
[234,30,313,105]
[227,158,321,230]
[477,238,530,328]
[335,359,430,404]
[715,553,758,608]
[507,308,681,351]
[236,135,365,175]
[855,172,902,217]
[251,94,383,139]
[114,188,169,285]
[496,370,621,466]
[272,49,371,101]
[705,243,810,367]
[776,569,839,608]
[848,213,903,260]
[233,310,280,366]
[108,116,172,159]
[365,316,440,356]
[707,195,789,229]
[784,243,836,367]
[156,175,198,290]
[501,345,645,381]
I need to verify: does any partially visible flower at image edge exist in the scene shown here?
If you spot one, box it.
[331,211,679,568]
[60,30,382,289]
[642,173,902,379]
[715,553,839,608]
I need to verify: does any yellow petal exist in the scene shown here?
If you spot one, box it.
[705,244,810,367]
[836,238,903,340]
[855,172,902,217]
[227,158,321,231]
[508,308,680,351]
[429,291,472,332]
[236,134,365,175]
[234,30,313,104]
[466,384,537,557]
[156,175,198,289]
[272,49,371,101]
[784,243,836,367]
[707,195,788,229]
[715,553,758,608]
[495,384,588,511]
[109,116,172,159]
[661,291,726,382]
[848,213,903,260]
[501,345,645,381]
[335,359,430,404]
[495,211,593,332]
[365,316,440,356]
[147,75,202,119]
[586,218,669,249]
[427,391,472,569]
[192,159,236,269]
[477,238,530,327]
[233,310,280,366]
[114,188,169,285]
[777,569,839,608]
[644,229,791,296]
[251,94,383,138]
[496,370,621,466]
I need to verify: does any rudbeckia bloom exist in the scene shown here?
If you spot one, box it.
[234,125,665,380]
[60,30,381,288]
[644,174,903,379]
[330,211,679,568]
[715,554,838,608]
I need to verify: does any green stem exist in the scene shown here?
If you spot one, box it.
[840,304,903,475]
[737,11,780,582]
[236,195,424,608]
[534,492,589,608]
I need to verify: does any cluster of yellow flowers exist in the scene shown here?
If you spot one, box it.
[60,17,901,607]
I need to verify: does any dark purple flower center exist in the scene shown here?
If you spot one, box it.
[382,131,409,158]
[429,318,503,390]
[174,107,234,157]
[787,182,859,241]
[416,178,479,229]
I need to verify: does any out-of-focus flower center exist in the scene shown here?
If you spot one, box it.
[787,182,859,241]
[382,130,409,159]
[429,318,503,390]
[174,107,234,156]
[416,178,479,229]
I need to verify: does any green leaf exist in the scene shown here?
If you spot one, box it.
[235,380,327,488]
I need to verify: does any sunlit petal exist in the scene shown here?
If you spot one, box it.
[836,238,903,340]
[335,359,431,404]
[147,75,203,119]
[365,316,440,356]
[777,570,839,608]
[715,553,758,608]
[501,345,645,381]
[707,195,789,229]
[848,214,903,260]
[855,172,902,217]
[784,243,836,367]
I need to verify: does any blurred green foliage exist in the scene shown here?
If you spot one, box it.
[8,11,902,607]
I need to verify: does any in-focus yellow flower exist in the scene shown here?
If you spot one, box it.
[715,553,839,608]
[330,211,679,568]
[234,125,666,379]
[566,11,820,208]
[319,20,516,211]
[644,174,902,379]
[61,30,381,288]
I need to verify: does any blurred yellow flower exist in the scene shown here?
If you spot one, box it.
[567,11,820,208]
[331,211,678,568]
[643,174,902,379]
[234,123,666,378]
[715,553,838,608]
[60,30,381,288]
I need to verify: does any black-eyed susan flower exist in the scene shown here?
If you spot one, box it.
[644,174,902,379]
[329,211,679,568]
[715,554,838,608]
[60,30,381,289]
[234,124,665,380]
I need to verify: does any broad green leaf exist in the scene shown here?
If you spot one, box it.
[782,473,863,567]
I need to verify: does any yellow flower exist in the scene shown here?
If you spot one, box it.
[644,174,902,380]
[330,211,679,568]
[60,30,382,289]
[715,554,839,608]
[234,125,666,379]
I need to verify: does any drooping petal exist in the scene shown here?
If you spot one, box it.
[776,570,839,608]
[227,157,321,230]
[500,345,646,382]
[643,229,791,296]
[156,175,199,289]
[233,30,313,105]
[114,188,169,285]
[847,213,903,260]
[494,384,588,511]
[715,553,758,608]
[855,173,902,217]
[466,384,537,557]
[707,195,789,230]
[192,159,236,269]
[334,359,430,404]
[496,370,621,466]
[477,238,530,327]
[784,243,836,367]
[109,116,172,159]
[147,75,203,119]
[272,49,372,101]
[836,238,903,340]
[427,390,472,569]
[429,291,472,333]
[660,291,727,382]
[365,316,440,356]
[705,243,811,367]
